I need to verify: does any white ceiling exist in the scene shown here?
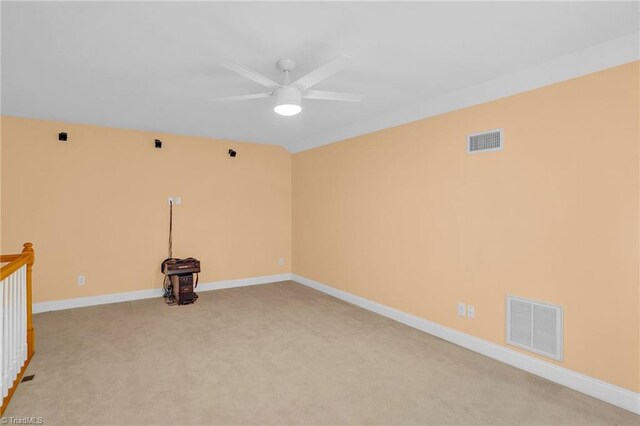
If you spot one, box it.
[2,2,638,152]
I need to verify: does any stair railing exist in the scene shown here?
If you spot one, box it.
[0,243,35,415]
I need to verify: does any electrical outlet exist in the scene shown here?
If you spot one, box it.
[278,257,285,266]
[467,305,475,319]
[175,196,181,205]
[167,196,173,205]
[77,275,86,286]
[457,302,466,317]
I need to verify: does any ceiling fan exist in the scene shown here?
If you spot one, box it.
[210,55,363,116]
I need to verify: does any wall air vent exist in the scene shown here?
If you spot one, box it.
[467,129,503,153]
[506,295,563,361]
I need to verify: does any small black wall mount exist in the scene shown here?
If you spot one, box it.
[155,139,162,148]
[58,132,67,142]
[228,149,237,158]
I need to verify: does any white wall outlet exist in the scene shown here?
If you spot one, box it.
[167,196,173,205]
[467,305,475,319]
[77,275,86,286]
[175,196,181,205]
[457,302,466,317]
[278,257,285,266]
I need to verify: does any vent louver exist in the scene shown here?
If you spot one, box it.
[467,129,503,153]
[506,295,563,361]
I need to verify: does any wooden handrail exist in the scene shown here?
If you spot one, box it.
[0,242,35,415]
[0,254,21,264]
[1,244,34,281]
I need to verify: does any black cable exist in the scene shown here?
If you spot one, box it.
[162,200,176,305]
[168,199,173,259]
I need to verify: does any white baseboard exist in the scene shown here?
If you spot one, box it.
[195,273,292,292]
[292,274,640,415]
[33,273,292,314]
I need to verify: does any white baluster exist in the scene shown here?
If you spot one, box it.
[20,266,26,367]
[17,268,21,366]
[9,273,15,384]
[0,277,4,402]
[17,267,22,369]
[3,275,9,399]
[8,273,13,386]
[14,272,18,381]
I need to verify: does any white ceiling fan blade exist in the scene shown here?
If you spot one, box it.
[292,55,350,90]
[304,90,364,102]
[208,93,272,102]
[221,58,280,89]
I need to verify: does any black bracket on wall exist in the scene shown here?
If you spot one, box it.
[155,139,162,148]
[58,132,67,141]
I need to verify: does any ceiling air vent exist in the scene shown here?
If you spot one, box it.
[506,295,563,361]
[467,129,503,154]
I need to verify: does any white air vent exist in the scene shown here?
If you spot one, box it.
[467,129,503,153]
[506,295,563,361]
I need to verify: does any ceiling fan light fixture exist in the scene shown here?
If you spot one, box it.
[274,104,302,116]
[274,86,302,116]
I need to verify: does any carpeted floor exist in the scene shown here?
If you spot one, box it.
[4,281,638,425]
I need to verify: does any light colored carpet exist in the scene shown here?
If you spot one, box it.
[4,281,638,425]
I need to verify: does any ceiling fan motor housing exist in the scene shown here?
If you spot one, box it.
[274,86,302,115]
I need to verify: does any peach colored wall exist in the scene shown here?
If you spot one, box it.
[292,62,640,391]
[1,117,292,303]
